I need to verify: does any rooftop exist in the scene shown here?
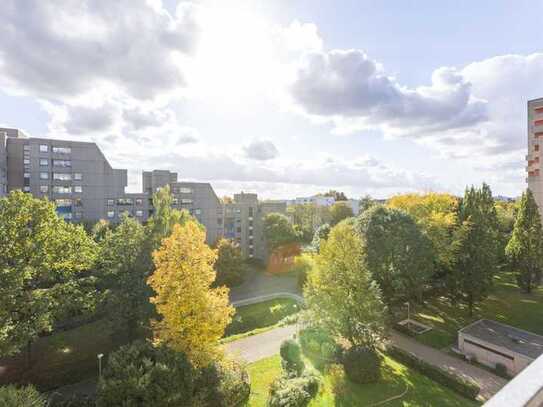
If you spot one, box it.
[461,319,543,359]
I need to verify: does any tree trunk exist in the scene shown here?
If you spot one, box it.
[26,340,32,369]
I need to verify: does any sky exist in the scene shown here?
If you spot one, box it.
[1,0,543,199]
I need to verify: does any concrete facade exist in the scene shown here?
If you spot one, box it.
[1,130,286,259]
[527,98,543,218]
[459,319,543,376]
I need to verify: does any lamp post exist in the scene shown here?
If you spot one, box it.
[404,301,410,327]
[97,353,104,379]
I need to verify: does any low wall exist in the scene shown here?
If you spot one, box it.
[231,292,304,308]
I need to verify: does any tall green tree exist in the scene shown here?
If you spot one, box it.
[329,202,354,226]
[0,191,97,357]
[355,206,434,305]
[214,239,246,287]
[96,213,153,340]
[263,213,300,250]
[448,184,499,315]
[287,204,326,242]
[305,222,387,349]
[506,189,543,293]
[311,223,331,252]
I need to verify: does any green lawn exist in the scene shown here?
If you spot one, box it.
[246,355,479,407]
[224,298,300,338]
[0,319,121,390]
[411,272,543,349]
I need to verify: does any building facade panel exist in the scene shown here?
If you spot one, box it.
[528,98,543,218]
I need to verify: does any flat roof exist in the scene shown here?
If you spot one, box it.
[460,319,543,359]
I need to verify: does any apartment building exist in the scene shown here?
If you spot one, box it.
[527,98,543,217]
[1,129,285,259]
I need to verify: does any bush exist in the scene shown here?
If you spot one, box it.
[298,327,340,370]
[193,358,250,407]
[267,373,320,407]
[341,346,381,384]
[0,385,46,407]
[387,346,480,400]
[96,340,194,407]
[494,363,508,378]
[280,339,304,377]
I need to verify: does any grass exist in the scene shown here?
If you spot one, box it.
[0,319,122,390]
[410,272,543,350]
[224,298,300,338]
[246,355,480,407]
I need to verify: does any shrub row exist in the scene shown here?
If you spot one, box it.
[386,346,480,400]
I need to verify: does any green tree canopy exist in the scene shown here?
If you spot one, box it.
[96,213,154,340]
[263,213,301,250]
[0,191,97,356]
[305,222,387,349]
[214,238,246,287]
[506,189,543,293]
[329,202,354,226]
[311,223,331,252]
[448,183,499,315]
[355,206,434,305]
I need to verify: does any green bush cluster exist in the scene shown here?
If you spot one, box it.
[280,340,305,377]
[267,373,320,407]
[341,346,381,384]
[494,363,509,378]
[298,327,341,370]
[387,346,480,400]
[96,341,250,407]
[0,385,46,407]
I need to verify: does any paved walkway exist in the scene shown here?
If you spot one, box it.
[225,325,297,363]
[390,331,507,401]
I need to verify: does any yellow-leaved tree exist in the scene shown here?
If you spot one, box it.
[148,220,234,366]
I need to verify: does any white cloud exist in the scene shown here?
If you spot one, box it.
[243,139,279,160]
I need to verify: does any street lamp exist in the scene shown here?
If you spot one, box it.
[97,353,104,379]
[404,301,410,327]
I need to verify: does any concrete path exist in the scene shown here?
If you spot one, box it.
[225,325,297,363]
[390,331,507,401]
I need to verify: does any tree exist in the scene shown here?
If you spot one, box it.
[263,213,301,250]
[359,194,376,213]
[287,204,324,243]
[148,221,234,366]
[0,385,46,407]
[96,213,153,340]
[96,340,194,407]
[329,202,354,226]
[387,192,458,278]
[323,190,348,201]
[304,222,387,349]
[355,206,434,305]
[214,239,246,287]
[506,189,543,293]
[496,199,518,264]
[448,184,499,315]
[0,191,97,358]
[311,223,331,252]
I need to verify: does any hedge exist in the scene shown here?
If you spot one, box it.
[386,346,480,400]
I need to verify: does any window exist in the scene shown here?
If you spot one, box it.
[53,173,71,181]
[74,173,82,180]
[179,187,192,193]
[235,209,241,214]
[74,198,83,207]
[52,159,71,168]
[136,210,143,217]
[74,186,82,193]
[53,186,72,194]
[23,144,30,151]
[535,119,543,127]
[75,212,82,219]
[23,186,30,192]
[107,199,114,206]
[39,144,48,153]
[181,198,192,204]
[535,107,543,114]
[107,211,115,219]
[40,185,48,193]
[117,198,133,205]
[24,172,30,178]
[194,209,202,215]
[55,199,72,207]
[23,158,30,165]
[52,146,71,154]
[249,207,254,217]
[135,198,143,205]
[40,172,48,180]
[40,158,48,167]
